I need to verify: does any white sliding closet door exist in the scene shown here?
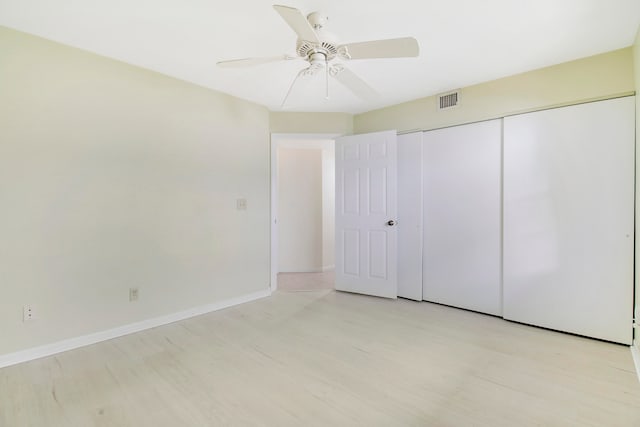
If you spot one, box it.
[503,97,634,344]
[398,132,423,301]
[422,120,502,315]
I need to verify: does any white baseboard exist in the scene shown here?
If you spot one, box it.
[322,265,335,272]
[631,341,640,384]
[0,288,271,369]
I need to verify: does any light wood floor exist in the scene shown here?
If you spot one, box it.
[2,287,640,426]
[277,271,335,292]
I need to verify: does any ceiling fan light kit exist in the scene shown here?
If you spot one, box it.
[217,4,420,108]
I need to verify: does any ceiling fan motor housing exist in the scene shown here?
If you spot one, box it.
[297,13,339,62]
[306,11,328,28]
[297,40,338,61]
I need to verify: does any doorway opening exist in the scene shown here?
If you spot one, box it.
[270,133,340,292]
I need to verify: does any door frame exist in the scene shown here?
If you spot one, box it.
[270,133,342,292]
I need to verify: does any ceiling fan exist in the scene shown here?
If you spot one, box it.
[217,5,420,107]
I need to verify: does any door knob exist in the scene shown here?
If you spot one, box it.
[386,220,396,226]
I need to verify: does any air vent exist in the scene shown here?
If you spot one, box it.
[438,91,460,110]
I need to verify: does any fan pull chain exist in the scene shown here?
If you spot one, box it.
[325,59,330,99]
[281,68,305,108]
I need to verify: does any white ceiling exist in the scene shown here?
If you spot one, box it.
[1,0,639,114]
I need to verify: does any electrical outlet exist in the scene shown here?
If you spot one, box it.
[129,288,139,302]
[236,198,247,211]
[23,304,36,322]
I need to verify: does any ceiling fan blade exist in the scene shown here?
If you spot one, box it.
[217,55,296,68]
[338,37,419,60]
[273,5,320,43]
[330,65,378,101]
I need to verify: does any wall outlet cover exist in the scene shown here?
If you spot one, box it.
[23,304,36,321]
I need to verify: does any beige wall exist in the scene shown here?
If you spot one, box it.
[270,112,353,135]
[277,148,323,272]
[355,48,635,134]
[0,26,271,356]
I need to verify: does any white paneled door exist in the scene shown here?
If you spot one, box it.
[503,97,635,345]
[335,131,398,299]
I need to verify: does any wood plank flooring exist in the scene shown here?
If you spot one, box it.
[1,287,639,426]
[276,271,335,292]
